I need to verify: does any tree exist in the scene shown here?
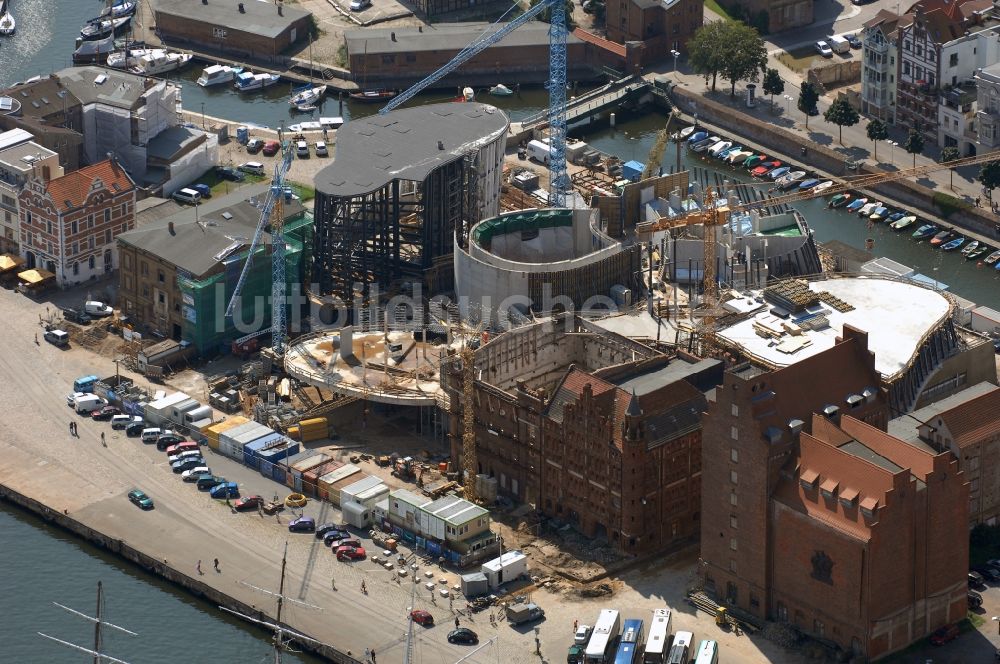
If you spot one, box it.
[797,82,819,128]
[940,146,961,190]
[823,98,860,145]
[719,23,768,98]
[762,68,784,111]
[866,118,888,161]
[979,161,1000,203]
[903,128,924,169]
[528,0,577,29]
[688,21,729,92]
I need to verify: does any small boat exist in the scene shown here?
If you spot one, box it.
[985,249,1000,265]
[0,0,15,35]
[967,245,989,261]
[726,150,752,164]
[108,47,164,69]
[290,84,327,109]
[961,240,980,256]
[691,136,721,153]
[912,224,937,240]
[768,166,790,181]
[686,131,708,144]
[673,126,696,141]
[751,161,781,177]
[744,154,767,168]
[885,211,905,223]
[813,181,834,194]
[489,83,513,97]
[798,178,820,190]
[845,197,868,212]
[198,64,242,87]
[869,205,889,221]
[941,237,966,251]
[101,0,137,18]
[81,16,131,41]
[235,71,281,92]
[777,170,806,186]
[858,201,879,216]
[708,141,733,157]
[828,193,850,208]
[349,89,397,103]
[930,230,953,245]
[73,34,121,64]
[717,145,742,160]
[131,51,192,76]
[890,215,917,231]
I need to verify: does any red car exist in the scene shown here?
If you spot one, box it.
[410,609,434,626]
[338,539,362,549]
[262,140,281,156]
[336,545,366,561]
[929,624,960,646]
[234,495,263,512]
[91,405,122,420]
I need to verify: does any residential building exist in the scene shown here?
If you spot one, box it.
[115,185,310,353]
[18,158,135,286]
[605,0,703,64]
[975,61,1000,149]
[895,0,998,143]
[0,75,84,171]
[0,129,63,255]
[861,10,910,123]
[153,0,311,63]
[720,0,814,34]
[701,326,968,660]
[938,81,979,154]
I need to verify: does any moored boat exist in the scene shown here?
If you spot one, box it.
[768,166,790,180]
[930,230,953,245]
[751,161,781,177]
[961,240,981,256]
[235,71,281,92]
[489,83,513,96]
[798,178,820,190]
[672,126,696,141]
[691,136,721,153]
[290,84,328,109]
[885,211,905,223]
[890,215,917,231]
[101,0,137,18]
[708,141,733,157]
[869,205,889,221]
[130,51,192,76]
[717,145,742,160]
[986,249,1000,265]
[349,89,397,102]
[198,64,242,87]
[858,201,879,216]
[744,154,767,168]
[81,15,131,41]
[828,192,850,207]
[967,245,989,260]
[108,47,164,70]
[845,197,868,211]
[912,223,937,239]
[941,236,966,251]
[0,0,15,35]
[726,150,752,164]
[813,180,833,194]
[777,170,806,189]
[686,131,708,144]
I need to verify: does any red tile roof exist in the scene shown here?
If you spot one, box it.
[46,159,134,213]
[838,415,936,478]
[572,28,626,58]
[935,389,1000,447]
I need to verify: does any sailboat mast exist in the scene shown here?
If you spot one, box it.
[274,541,289,664]
[93,582,103,664]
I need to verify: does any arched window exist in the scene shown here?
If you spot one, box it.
[88,256,95,270]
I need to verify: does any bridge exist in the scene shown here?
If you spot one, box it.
[518,75,650,130]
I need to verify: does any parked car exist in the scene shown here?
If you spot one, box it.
[197,475,227,491]
[315,523,348,539]
[262,140,281,156]
[172,457,205,473]
[969,570,987,589]
[336,546,366,561]
[987,558,1000,571]
[968,590,983,609]
[44,329,70,347]
[574,625,592,645]
[234,495,263,512]
[90,405,121,420]
[239,161,265,176]
[338,539,362,549]
[978,566,1000,583]
[181,467,211,482]
[125,421,147,437]
[127,489,154,510]
[846,33,862,49]
[410,609,433,626]
[815,41,833,57]
[315,141,328,157]
[156,434,185,451]
[191,183,212,199]
[84,301,113,317]
[167,449,202,464]
[141,427,163,443]
[165,442,198,457]
[289,516,316,533]
[209,482,239,498]
[246,138,264,154]
[295,140,309,158]
[62,307,92,325]
[111,415,141,430]
[929,624,960,646]
[66,391,86,407]
[350,0,371,10]
[216,166,246,182]
[323,530,350,546]
[447,628,479,645]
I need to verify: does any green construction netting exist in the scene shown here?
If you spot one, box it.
[471,209,573,247]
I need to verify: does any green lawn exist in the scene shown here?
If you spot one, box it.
[776,46,820,73]
[705,0,736,21]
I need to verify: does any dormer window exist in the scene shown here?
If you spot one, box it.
[846,394,863,409]
[860,496,879,518]
[820,479,839,500]
[800,469,819,491]
[839,488,858,509]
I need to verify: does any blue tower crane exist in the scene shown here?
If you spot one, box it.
[224,143,296,355]
[380,0,569,207]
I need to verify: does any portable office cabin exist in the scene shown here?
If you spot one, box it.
[460,572,489,597]
[144,392,193,426]
[242,433,283,469]
[316,463,360,503]
[481,550,528,589]
[302,460,343,497]
[259,440,301,482]
[203,416,249,451]
[215,420,261,455]
[388,489,432,533]
[341,475,387,507]
[184,405,214,425]
[420,494,490,546]
[287,452,332,491]
[219,421,274,461]
[166,398,201,426]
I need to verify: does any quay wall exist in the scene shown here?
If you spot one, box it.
[0,481,358,664]
[664,85,1000,246]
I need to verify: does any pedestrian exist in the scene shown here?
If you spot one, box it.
[214,558,220,572]
[455,616,460,629]
[574,619,578,631]
[977,196,982,207]
[364,648,371,662]
[69,422,74,435]
[370,648,376,664]
[331,575,336,591]
[101,432,106,446]
[34,333,38,345]
[197,560,203,575]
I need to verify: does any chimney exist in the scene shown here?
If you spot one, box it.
[391,32,396,42]
[437,140,444,150]
[238,2,245,13]
[168,221,175,235]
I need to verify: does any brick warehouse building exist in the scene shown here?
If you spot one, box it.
[605,0,703,64]
[18,159,135,287]
[700,326,968,660]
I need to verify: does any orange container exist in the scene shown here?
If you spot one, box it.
[438,461,448,473]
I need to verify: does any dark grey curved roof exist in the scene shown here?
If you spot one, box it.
[315,102,509,198]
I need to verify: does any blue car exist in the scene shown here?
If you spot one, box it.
[289,516,315,533]
[210,482,239,499]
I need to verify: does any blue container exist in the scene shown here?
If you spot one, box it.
[236,126,249,145]
[259,458,274,479]
[258,440,300,467]
[622,160,644,182]
[271,465,286,484]
[242,438,268,470]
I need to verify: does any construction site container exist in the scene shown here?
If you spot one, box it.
[297,417,329,443]
[144,392,193,426]
[258,440,300,480]
[482,550,528,589]
[388,489,432,532]
[184,405,214,425]
[971,306,1000,335]
[219,422,273,462]
[167,398,201,425]
[622,160,644,182]
[289,453,333,491]
[461,572,489,597]
[187,419,215,437]
[317,464,361,503]
[341,476,386,507]
[204,416,249,451]
[242,437,272,470]
[342,501,371,529]
[476,474,498,503]
[302,460,343,498]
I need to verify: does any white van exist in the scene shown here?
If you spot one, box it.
[239,161,265,176]
[44,329,70,346]
[74,394,104,414]
[828,35,850,54]
[141,427,163,443]
[527,139,551,165]
[111,414,142,430]
[172,187,202,205]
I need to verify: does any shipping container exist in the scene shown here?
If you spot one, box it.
[144,392,192,426]
[482,550,528,589]
[204,416,249,450]
[220,422,274,462]
[258,440,300,468]
[289,453,333,491]
[242,437,272,470]
[297,417,329,442]
[317,464,360,503]
[302,460,343,498]
[184,405,214,424]
[167,398,201,425]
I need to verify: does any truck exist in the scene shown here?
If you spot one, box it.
[527,139,552,165]
[506,602,545,626]
[828,35,850,54]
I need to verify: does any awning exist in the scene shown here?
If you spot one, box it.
[0,254,25,272]
[18,268,56,284]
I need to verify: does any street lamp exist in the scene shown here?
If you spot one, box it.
[783,94,793,115]
[888,140,898,165]
[670,50,680,75]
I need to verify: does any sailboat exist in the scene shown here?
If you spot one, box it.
[38,581,138,662]
[0,0,15,35]
[101,0,137,18]
[350,39,396,103]
[290,37,327,111]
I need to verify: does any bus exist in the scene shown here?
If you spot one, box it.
[584,609,621,663]
[612,619,645,664]
[693,640,719,664]
[642,609,672,664]
[665,631,694,664]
